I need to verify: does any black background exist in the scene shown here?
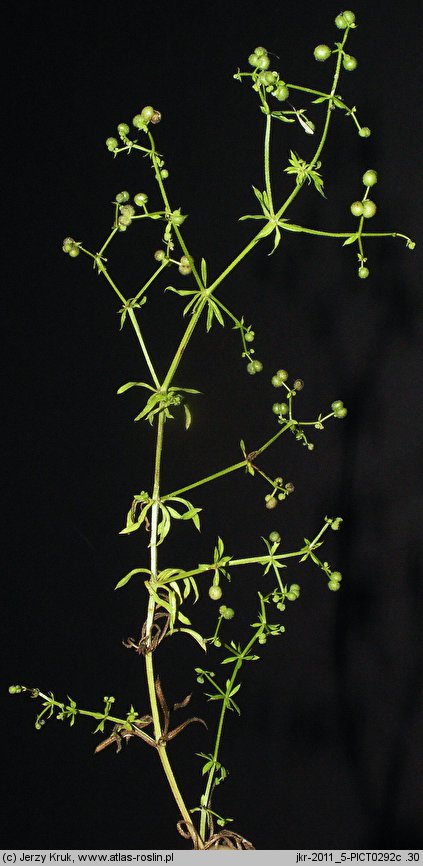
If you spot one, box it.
[3,0,422,852]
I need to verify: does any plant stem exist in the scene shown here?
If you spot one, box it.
[144,413,204,845]
[264,113,274,214]
[127,307,161,389]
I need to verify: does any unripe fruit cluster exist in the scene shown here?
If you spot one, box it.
[62,237,80,257]
[248,47,289,101]
[272,402,289,416]
[286,583,300,601]
[248,46,270,70]
[118,203,135,230]
[350,200,377,219]
[219,605,235,620]
[132,106,162,129]
[247,359,263,375]
[271,368,288,387]
[106,137,118,152]
[327,571,342,591]
[335,10,356,29]
[179,255,192,275]
[331,399,347,419]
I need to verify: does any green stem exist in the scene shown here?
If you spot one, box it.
[166,460,247,499]
[143,414,204,846]
[132,260,168,305]
[98,226,119,257]
[264,113,274,214]
[127,307,160,389]
[96,260,127,304]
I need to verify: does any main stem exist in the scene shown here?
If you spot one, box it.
[144,413,204,846]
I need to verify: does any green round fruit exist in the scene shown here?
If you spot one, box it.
[257,54,270,70]
[362,169,377,187]
[335,13,347,28]
[106,136,118,150]
[359,127,371,138]
[269,531,281,543]
[245,330,255,342]
[134,192,148,206]
[343,10,356,24]
[274,84,289,101]
[141,106,155,121]
[116,191,130,203]
[154,250,166,261]
[350,201,363,217]
[222,607,235,620]
[68,246,80,257]
[362,199,377,218]
[343,54,358,71]
[276,368,288,381]
[252,359,263,372]
[358,266,369,279]
[209,585,222,601]
[132,114,144,129]
[314,44,331,61]
[248,53,259,67]
[331,400,344,411]
[117,122,130,135]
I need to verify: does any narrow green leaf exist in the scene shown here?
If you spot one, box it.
[114,567,151,590]
[252,186,265,204]
[211,300,225,327]
[184,403,192,429]
[176,628,207,652]
[343,233,360,246]
[201,258,207,286]
[117,381,155,395]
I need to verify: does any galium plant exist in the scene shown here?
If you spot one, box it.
[10,10,414,850]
